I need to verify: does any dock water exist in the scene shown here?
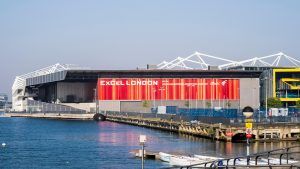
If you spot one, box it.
[4,111,300,142]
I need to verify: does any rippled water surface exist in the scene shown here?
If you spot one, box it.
[0,116,299,169]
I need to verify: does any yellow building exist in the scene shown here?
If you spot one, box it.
[273,68,300,105]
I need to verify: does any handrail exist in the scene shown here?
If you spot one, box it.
[160,145,300,169]
[161,164,298,169]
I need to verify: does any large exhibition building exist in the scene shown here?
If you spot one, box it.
[11,52,300,119]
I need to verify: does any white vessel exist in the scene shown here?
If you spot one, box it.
[158,152,173,162]
[160,152,299,167]
[169,156,205,166]
[194,154,221,161]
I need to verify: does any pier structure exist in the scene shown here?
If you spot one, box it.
[105,112,300,142]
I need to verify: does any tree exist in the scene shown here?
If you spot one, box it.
[184,101,190,108]
[267,97,282,108]
[226,101,231,108]
[296,100,300,109]
[142,100,149,107]
[206,101,212,108]
[142,101,150,112]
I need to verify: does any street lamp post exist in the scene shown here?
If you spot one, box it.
[159,87,165,107]
[152,89,156,109]
[188,84,195,111]
[94,88,99,114]
[211,79,214,115]
[243,106,254,165]
[152,89,157,114]
[265,77,268,120]
[189,85,190,111]
[195,85,198,110]
[139,135,147,169]
[253,87,257,122]
[189,84,191,111]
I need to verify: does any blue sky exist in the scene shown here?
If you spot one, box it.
[0,0,300,98]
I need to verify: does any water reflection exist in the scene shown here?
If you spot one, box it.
[97,121,300,159]
[98,122,138,146]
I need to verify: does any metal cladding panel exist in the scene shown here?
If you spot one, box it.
[26,71,67,86]
[64,70,262,81]
[97,78,240,100]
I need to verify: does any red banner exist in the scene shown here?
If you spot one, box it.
[97,78,240,100]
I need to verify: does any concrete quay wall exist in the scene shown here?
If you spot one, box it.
[105,113,300,142]
[5,112,94,120]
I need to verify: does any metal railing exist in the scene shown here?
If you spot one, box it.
[25,100,86,114]
[160,146,300,169]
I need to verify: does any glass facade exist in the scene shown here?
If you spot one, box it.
[0,93,8,109]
